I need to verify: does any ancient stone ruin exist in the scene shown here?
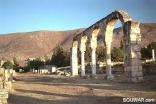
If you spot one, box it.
[0,68,15,104]
[70,10,143,82]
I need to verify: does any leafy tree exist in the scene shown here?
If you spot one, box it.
[85,45,91,63]
[141,42,156,59]
[2,61,14,69]
[111,47,123,62]
[96,46,106,61]
[51,45,70,67]
[44,55,51,65]
[13,57,19,71]
[146,42,156,58]
[141,47,149,59]
[27,59,44,70]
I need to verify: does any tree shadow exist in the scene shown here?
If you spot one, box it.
[17,73,156,92]
[9,89,125,104]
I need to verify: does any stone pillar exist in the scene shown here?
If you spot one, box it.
[152,49,155,60]
[71,47,78,76]
[105,43,114,80]
[91,47,96,75]
[81,51,85,76]
[9,69,13,81]
[123,21,143,83]
[4,70,9,81]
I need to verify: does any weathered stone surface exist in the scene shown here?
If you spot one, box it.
[126,77,139,83]
[71,10,143,83]
[130,28,140,34]
[105,74,114,80]
[132,44,141,52]
[131,71,143,77]
[137,77,143,82]
[3,81,12,91]
[131,66,139,72]
[138,66,142,71]
[130,59,141,66]
[124,71,131,77]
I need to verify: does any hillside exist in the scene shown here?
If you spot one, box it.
[0,29,84,65]
[0,23,156,66]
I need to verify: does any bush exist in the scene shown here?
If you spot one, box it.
[2,61,14,69]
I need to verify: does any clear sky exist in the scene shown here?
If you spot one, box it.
[0,0,156,34]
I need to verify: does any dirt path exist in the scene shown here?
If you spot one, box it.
[8,73,156,104]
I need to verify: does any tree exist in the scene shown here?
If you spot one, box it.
[146,42,156,58]
[2,61,14,69]
[96,46,106,62]
[85,45,91,63]
[44,55,51,65]
[111,47,124,62]
[51,45,70,67]
[141,42,156,59]
[13,57,19,71]
[27,59,44,70]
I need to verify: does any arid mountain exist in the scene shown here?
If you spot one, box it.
[0,23,156,66]
[0,29,85,65]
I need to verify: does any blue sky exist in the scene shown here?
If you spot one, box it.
[0,0,156,34]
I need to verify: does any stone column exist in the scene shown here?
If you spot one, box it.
[106,43,114,80]
[71,47,78,76]
[152,49,155,60]
[4,70,9,81]
[91,47,96,75]
[81,51,85,76]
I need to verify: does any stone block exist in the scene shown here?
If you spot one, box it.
[132,45,141,52]
[137,71,143,77]
[137,40,141,45]
[130,34,137,41]
[124,71,131,77]
[131,71,143,77]
[130,28,140,34]
[126,77,139,83]
[3,81,12,92]
[137,77,143,82]
[130,59,138,66]
[125,39,130,45]
[138,66,142,71]
[131,21,140,27]
[0,82,3,88]
[130,59,141,66]
[0,98,8,104]
[131,66,139,72]
[105,36,112,43]
[124,53,130,59]
[124,59,129,66]
[130,51,137,58]
[137,52,142,59]
[136,34,141,44]
[131,71,138,77]
[131,77,138,83]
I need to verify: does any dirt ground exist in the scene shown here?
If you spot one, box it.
[8,73,156,104]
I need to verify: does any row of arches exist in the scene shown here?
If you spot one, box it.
[70,10,143,82]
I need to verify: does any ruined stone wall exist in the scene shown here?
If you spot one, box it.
[0,68,15,104]
[70,10,143,82]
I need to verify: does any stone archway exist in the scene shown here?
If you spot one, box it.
[71,10,143,82]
